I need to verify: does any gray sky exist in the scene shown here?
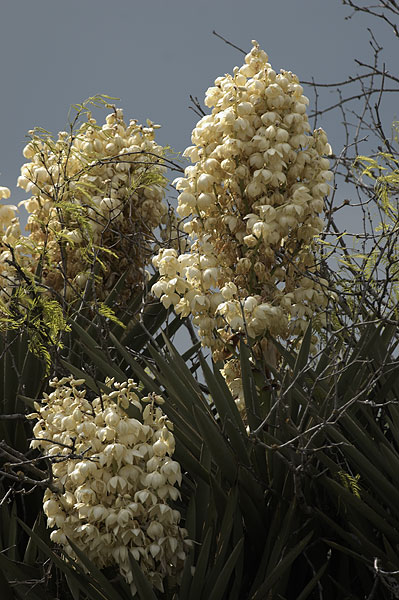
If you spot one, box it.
[0,0,397,210]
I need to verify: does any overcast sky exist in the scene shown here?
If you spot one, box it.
[1,0,398,213]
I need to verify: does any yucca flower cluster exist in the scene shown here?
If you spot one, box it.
[152,41,332,406]
[1,105,169,310]
[28,376,189,594]
[0,186,20,304]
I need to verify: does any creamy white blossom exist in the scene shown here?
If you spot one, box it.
[153,41,333,407]
[1,107,169,309]
[28,376,189,594]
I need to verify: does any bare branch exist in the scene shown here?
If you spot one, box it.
[212,30,246,54]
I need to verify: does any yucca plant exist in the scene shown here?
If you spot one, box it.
[4,283,399,600]
[2,22,399,599]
